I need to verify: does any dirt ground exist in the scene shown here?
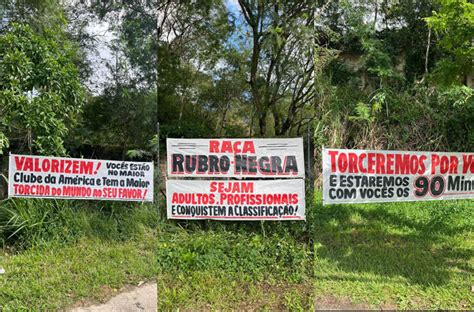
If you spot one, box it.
[314,295,397,310]
[70,282,157,312]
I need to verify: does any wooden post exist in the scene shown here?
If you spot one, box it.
[156,122,160,208]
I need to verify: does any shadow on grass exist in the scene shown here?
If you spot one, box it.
[312,200,473,286]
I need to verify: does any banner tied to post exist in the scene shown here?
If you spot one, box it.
[9,154,153,202]
[323,148,474,204]
[167,179,305,221]
[167,138,305,178]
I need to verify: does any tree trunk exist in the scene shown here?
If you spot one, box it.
[217,103,230,136]
[258,112,267,137]
[272,107,281,136]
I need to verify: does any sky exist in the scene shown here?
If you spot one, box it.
[225,0,240,13]
[83,0,244,95]
[83,19,116,94]
[224,0,250,51]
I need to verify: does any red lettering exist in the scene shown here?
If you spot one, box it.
[209,140,219,153]
[338,153,348,173]
[395,154,410,174]
[348,153,358,173]
[462,155,474,173]
[13,156,94,174]
[210,181,217,192]
[418,155,427,174]
[431,154,440,174]
[233,141,241,153]
[14,156,26,170]
[359,153,367,173]
[242,141,255,154]
[221,141,233,153]
[449,156,458,174]
[410,156,419,174]
[209,140,256,154]
[376,153,385,174]
[386,154,394,174]
[34,158,40,172]
[24,158,33,171]
[367,153,375,174]
[440,156,449,174]
[328,151,339,172]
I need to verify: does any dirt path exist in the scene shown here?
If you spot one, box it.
[314,295,397,310]
[70,282,156,312]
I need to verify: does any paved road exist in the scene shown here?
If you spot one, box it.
[71,283,157,312]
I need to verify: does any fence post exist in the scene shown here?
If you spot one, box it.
[156,122,160,209]
[306,125,314,192]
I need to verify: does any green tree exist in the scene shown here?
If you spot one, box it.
[238,0,318,136]
[426,0,474,86]
[72,84,156,159]
[156,0,233,137]
[0,22,85,155]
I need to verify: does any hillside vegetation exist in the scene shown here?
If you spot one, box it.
[0,0,472,310]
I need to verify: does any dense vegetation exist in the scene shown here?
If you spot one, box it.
[1,0,472,157]
[0,0,472,310]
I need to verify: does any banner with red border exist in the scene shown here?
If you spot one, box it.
[167,138,305,178]
[8,154,153,202]
[167,179,305,220]
[323,148,474,204]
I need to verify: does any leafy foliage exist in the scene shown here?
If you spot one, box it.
[0,1,472,310]
[0,23,84,155]
[0,198,158,249]
[426,0,474,85]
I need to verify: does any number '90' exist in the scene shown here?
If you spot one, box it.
[414,176,445,197]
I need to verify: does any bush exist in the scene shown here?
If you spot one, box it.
[0,198,159,249]
[156,230,312,282]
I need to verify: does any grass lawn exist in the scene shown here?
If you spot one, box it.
[312,194,473,310]
[156,227,314,310]
[158,272,314,310]
[157,193,473,310]
[0,194,472,310]
[0,232,158,310]
[0,200,159,310]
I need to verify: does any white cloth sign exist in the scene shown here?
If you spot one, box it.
[167,179,305,221]
[323,148,474,204]
[167,138,305,178]
[9,154,153,202]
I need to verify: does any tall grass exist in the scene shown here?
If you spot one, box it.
[0,198,159,249]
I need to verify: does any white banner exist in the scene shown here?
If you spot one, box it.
[167,179,305,220]
[167,138,305,178]
[9,154,153,202]
[322,148,474,204]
